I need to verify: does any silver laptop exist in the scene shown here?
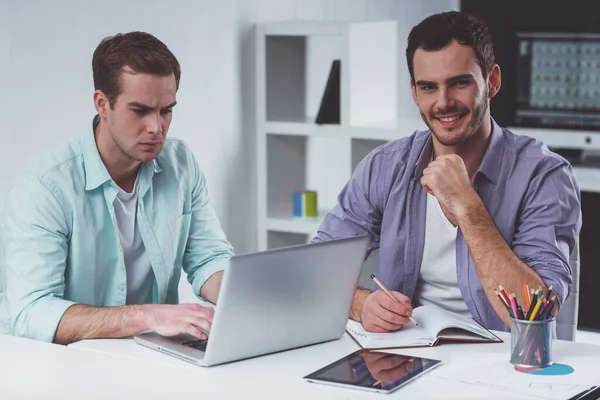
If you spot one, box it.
[134,235,369,367]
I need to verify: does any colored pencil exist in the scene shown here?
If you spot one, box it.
[509,293,519,321]
[498,285,510,305]
[528,296,543,321]
[495,289,511,312]
[524,284,531,309]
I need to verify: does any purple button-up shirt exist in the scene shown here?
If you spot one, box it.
[313,120,581,331]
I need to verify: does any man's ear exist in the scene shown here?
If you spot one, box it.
[93,90,110,118]
[488,64,501,99]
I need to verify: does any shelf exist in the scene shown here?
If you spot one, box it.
[266,215,325,235]
[265,120,345,137]
[264,118,427,140]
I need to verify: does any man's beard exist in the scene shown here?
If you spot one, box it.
[420,87,488,147]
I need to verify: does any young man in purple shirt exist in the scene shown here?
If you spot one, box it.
[313,11,581,332]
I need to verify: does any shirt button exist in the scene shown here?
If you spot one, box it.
[119,284,126,292]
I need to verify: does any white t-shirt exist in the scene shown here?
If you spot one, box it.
[113,177,154,305]
[413,193,471,318]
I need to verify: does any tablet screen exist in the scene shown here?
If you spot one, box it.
[304,349,442,394]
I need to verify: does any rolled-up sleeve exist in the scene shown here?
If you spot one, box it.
[312,151,385,252]
[182,151,234,300]
[512,161,581,307]
[1,174,76,342]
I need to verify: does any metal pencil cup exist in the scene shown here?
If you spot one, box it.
[510,316,555,368]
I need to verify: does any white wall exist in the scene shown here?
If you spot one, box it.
[0,0,7,158]
[0,0,8,298]
[1,0,457,300]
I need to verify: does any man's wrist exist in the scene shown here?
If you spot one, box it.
[455,189,483,225]
[351,288,371,322]
[129,304,152,332]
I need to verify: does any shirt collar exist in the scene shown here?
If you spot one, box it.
[82,116,163,191]
[413,118,504,185]
[476,118,504,185]
[413,133,433,181]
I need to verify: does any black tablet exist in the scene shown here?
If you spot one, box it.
[304,349,442,394]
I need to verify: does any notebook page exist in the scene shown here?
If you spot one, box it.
[413,305,496,340]
[346,319,433,348]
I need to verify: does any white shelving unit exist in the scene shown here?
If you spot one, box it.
[256,20,426,251]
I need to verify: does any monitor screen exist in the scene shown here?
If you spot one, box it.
[513,32,600,130]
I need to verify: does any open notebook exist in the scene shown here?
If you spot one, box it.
[346,305,502,349]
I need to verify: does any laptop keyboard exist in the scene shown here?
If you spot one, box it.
[182,339,209,351]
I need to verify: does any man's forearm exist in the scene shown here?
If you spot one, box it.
[200,271,224,304]
[350,288,371,321]
[54,304,150,345]
[458,199,545,326]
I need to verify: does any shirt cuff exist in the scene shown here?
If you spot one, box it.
[191,258,230,302]
[12,297,76,343]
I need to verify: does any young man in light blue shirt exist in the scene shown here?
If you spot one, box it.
[0,32,234,344]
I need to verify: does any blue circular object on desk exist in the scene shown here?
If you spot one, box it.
[515,363,575,375]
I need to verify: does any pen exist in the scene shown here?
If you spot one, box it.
[370,274,418,326]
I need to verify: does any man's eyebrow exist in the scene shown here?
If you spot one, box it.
[127,101,178,109]
[127,101,151,109]
[415,74,475,87]
[415,80,436,87]
[446,74,475,83]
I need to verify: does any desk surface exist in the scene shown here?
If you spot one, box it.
[2,331,599,399]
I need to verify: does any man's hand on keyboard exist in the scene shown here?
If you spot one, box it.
[142,303,214,340]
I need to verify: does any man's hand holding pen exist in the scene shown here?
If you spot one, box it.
[358,274,418,333]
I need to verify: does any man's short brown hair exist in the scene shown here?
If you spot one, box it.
[406,11,495,84]
[92,31,181,108]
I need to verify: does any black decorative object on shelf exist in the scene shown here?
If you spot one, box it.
[315,59,340,124]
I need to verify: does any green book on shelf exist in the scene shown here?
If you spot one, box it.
[304,191,318,217]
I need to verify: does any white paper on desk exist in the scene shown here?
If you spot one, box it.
[429,355,597,400]
[459,378,592,400]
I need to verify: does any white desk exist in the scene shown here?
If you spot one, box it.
[1,332,598,399]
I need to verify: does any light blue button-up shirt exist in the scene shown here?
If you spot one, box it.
[0,128,234,342]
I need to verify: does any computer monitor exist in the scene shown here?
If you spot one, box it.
[509,32,600,152]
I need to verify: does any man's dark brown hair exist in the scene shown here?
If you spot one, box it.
[406,11,495,83]
[92,31,181,108]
